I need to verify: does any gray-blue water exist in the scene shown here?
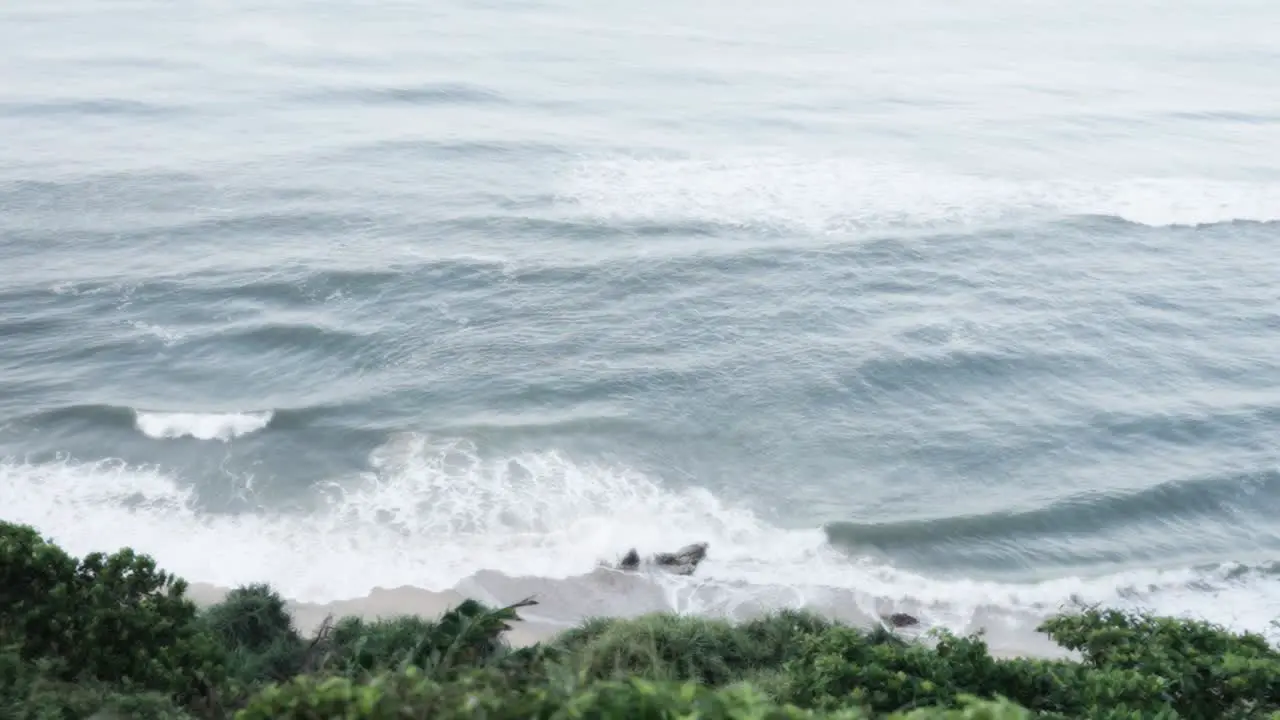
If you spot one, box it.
[4,0,1280,641]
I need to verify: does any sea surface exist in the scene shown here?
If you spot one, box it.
[4,0,1280,643]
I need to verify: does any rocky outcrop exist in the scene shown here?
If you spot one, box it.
[618,549,641,571]
[653,542,708,575]
[883,612,920,628]
[614,542,708,576]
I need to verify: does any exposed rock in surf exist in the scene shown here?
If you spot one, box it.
[883,612,920,628]
[614,542,708,575]
[653,542,708,576]
[618,548,641,571]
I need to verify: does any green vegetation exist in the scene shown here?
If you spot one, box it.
[2,520,1278,719]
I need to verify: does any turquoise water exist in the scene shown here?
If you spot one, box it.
[4,0,1280,638]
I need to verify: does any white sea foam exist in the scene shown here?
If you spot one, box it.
[130,320,188,346]
[557,155,1280,232]
[4,436,1279,644]
[134,410,273,441]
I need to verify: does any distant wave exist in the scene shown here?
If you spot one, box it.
[134,410,274,441]
[825,469,1280,553]
[556,155,1280,231]
[18,404,317,439]
[294,82,508,107]
[0,98,184,118]
[5,435,1280,645]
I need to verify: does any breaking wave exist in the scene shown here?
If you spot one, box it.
[134,410,274,441]
[556,155,1280,232]
[4,433,1280,649]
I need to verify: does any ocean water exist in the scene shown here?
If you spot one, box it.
[4,0,1280,643]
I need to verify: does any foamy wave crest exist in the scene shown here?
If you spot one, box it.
[556,155,1280,231]
[4,438,1279,647]
[1045,178,1280,227]
[134,410,273,441]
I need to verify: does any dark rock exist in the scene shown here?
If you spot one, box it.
[613,542,708,576]
[884,612,920,628]
[619,548,641,571]
[653,542,708,568]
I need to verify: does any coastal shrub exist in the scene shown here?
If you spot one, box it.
[235,667,531,719]
[322,598,537,679]
[235,668,1031,719]
[0,643,193,720]
[1040,608,1280,717]
[203,583,307,684]
[551,609,837,686]
[553,613,760,684]
[204,583,300,657]
[776,624,973,711]
[0,521,225,700]
[979,656,1171,718]
[764,623,1175,717]
[326,615,441,675]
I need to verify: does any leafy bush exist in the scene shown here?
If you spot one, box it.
[1040,608,1280,717]
[550,609,840,688]
[235,668,1032,719]
[204,583,301,657]
[320,597,537,679]
[203,583,308,687]
[0,643,193,720]
[234,667,527,720]
[0,522,225,701]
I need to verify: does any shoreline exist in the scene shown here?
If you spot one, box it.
[184,579,1081,661]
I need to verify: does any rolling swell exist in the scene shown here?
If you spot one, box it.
[193,320,376,352]
[0,98,185,118]
[431,214,731,242]
[294,82,510,107]
[14,403,344,439]
[849,347,1100,396]
[325,139,573,165]
[825,469,1280,557]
